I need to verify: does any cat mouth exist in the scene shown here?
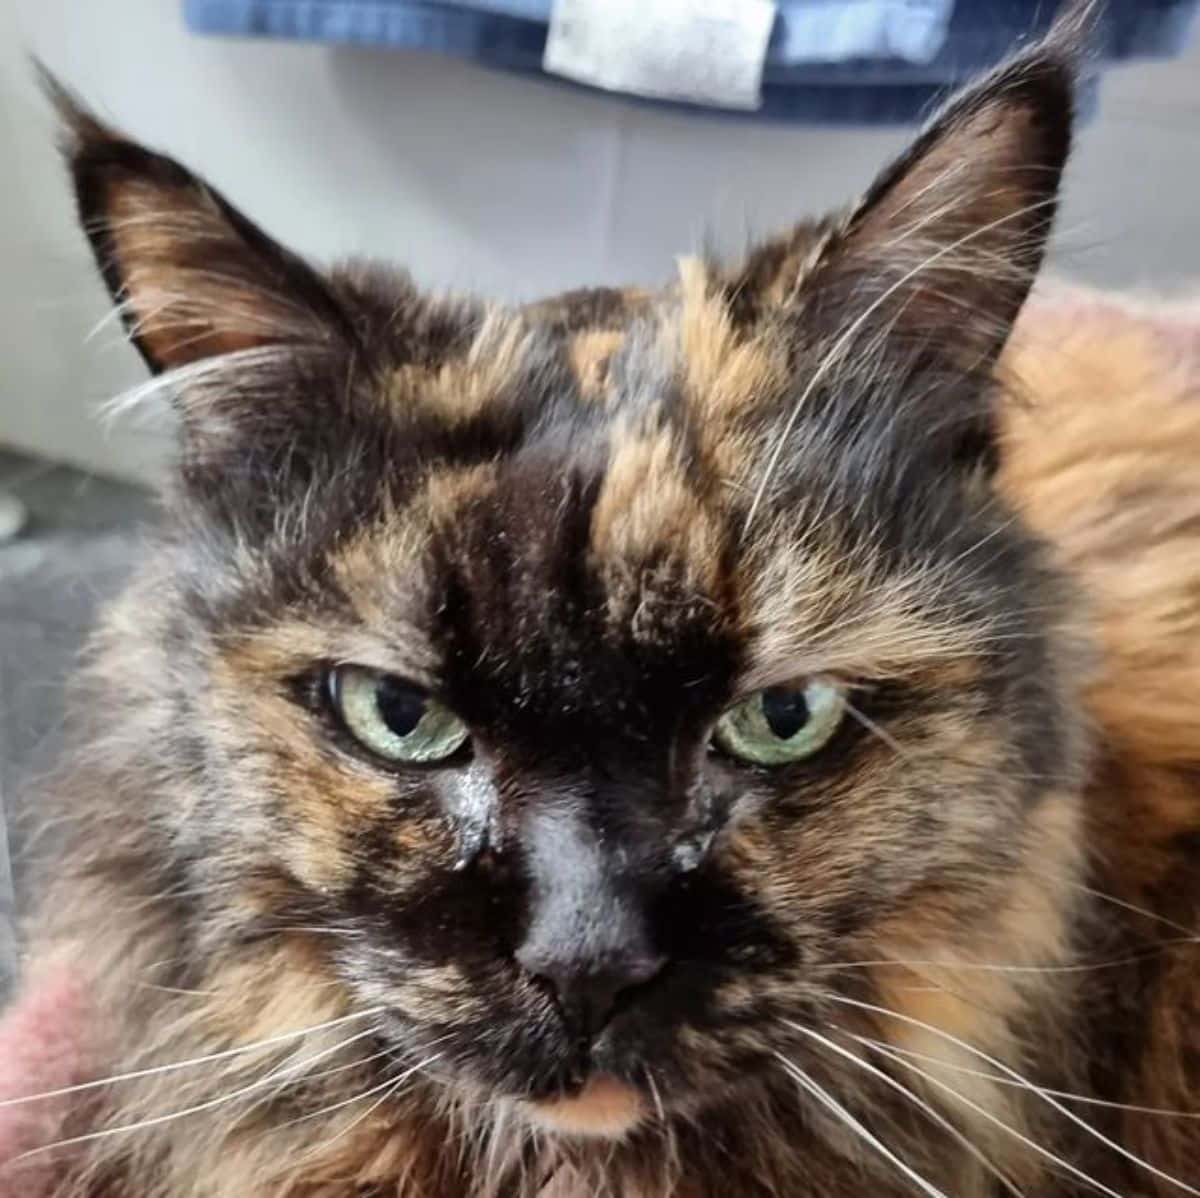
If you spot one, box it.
[521,1074,645,1139]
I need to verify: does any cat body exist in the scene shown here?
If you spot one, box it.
[8,16,1200,1197]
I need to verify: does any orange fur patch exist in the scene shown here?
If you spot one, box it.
[590,424,723,607]
[524,1076,645,1139]
[389,309,533,424]
[568,329,625,403]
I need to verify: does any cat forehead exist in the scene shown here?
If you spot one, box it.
[367,265,800,600]
[388,257,792,425]
[312,257,985,676]
[333,424,728,648]
[324,428,982,698]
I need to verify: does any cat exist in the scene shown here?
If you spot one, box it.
[6,7,1200,1197]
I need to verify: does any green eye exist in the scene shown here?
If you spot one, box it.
[712,679,845,766]
[329,666,468,764]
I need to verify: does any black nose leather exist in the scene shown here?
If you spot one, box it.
[515,803,668,1040]
[517,946,666,1040]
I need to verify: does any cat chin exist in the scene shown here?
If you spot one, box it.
[520,1075,645,1139]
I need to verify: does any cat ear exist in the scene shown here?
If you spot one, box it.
[733,43,1076,375]
[816,48,1073,371]
[46,74,354,377]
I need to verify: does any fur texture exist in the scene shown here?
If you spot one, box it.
[5,15,1200,1197]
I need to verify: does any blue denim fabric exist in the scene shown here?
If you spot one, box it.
[183,0,1198,123]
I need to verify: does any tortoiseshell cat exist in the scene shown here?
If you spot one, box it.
[9,12,1200,1198]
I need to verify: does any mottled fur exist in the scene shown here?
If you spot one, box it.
[8,15,1200,1198]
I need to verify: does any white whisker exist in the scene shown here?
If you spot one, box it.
[645,1068,681,1192]
[814,938,1200,976]
[842,698,911,759]
[1069,882,1200,941]
[13,1023,384,1161]
[845,1032,1123,1198]
[266,1064,428,1183]
[0,1005,384,1109]
[773,1051,951,1198]
[830,995,1200,1196]
[291,1046,396,1086]
[875,1040,1200,1120]
[786,1020,1024,1196]
[270,1048,444,1135]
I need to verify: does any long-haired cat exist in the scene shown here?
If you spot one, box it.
[5,10,1200,1197]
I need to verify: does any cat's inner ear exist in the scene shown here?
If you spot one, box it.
[737,48,1074,371]
[52,83,351,376]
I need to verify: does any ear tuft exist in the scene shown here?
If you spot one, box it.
[35,63,116,160]
[1039,0,1103,69]
[38,66,353,377]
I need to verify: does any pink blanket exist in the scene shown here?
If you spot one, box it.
[0,965,95,1197]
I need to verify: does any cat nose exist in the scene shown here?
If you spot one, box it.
[515,805,668,1039]
[516,944,666,1041]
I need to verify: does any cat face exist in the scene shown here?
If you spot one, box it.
[54,43,1088,1138]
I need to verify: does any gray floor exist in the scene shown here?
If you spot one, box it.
[0,450,153,996]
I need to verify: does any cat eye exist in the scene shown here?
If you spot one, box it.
[328,666,469,765]
[712,679,845,767]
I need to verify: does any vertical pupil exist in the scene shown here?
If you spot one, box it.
[375,677,427,737]
[761,688,810,739]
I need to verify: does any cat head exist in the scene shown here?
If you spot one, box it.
[51,31,1089,1146]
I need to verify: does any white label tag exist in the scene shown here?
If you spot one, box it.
[544,0,777,112]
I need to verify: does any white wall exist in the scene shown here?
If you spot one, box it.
[3,0,1199,484]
